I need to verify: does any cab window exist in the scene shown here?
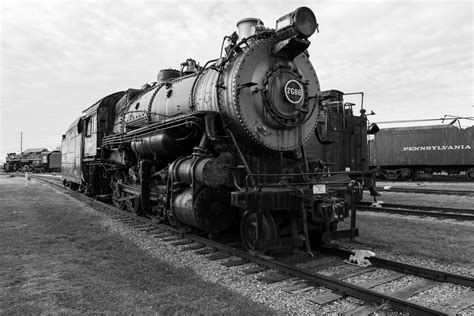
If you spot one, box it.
[84,116,95,137]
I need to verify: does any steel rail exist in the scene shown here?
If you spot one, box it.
[356,205,474,220]
[36,177,465,315]
[319,247,474,288]
[376,187,474,197]
[187,235,447,315]
[358,202,473,214]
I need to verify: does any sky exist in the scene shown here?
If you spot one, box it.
[1,0,473,163]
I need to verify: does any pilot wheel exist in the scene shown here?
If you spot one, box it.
[240,211,277,253]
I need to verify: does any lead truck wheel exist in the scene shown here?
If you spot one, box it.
[240,211,278,253]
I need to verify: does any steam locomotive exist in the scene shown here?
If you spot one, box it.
[4,149,61,173]
[61,7,375,253]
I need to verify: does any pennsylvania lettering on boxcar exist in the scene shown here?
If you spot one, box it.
[403,145,472,151]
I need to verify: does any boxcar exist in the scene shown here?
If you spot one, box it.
[369,125,474,179]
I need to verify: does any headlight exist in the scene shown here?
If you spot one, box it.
[276,7,318,38]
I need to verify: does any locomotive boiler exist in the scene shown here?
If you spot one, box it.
[62,7,373,253]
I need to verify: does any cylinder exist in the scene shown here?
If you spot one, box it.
[130,133,185,158]
[173,188,235,233]
[172,157,227,187]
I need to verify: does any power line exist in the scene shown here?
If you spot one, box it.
[375,115,474,124]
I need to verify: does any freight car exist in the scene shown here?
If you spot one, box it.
[369,124,474,180]
[61,7,376,253]
[39,150,62,172]
[4,149,62,173]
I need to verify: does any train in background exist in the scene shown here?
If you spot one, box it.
[61,7,377,254]
[369,123,474,180]
[4,149,62,173]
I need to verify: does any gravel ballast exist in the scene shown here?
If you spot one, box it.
[62,177,474,314]
[101,217,367,314]
[4,175,472,314]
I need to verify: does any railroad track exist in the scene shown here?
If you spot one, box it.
[357,202,474,220]
[36,176,474,315]
[376,186,474,197]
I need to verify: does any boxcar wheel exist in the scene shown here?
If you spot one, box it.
[467,168,474,181]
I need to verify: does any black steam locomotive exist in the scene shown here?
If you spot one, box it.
[4,149,61,173]
[61,7,375,253]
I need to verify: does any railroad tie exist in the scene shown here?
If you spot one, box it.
[206,252,232,261]
[221,258,249,267]
[341,305,376,316]
[180,244,205,252]
[241,266,268,275]
[308,292,344,305]
[287,284,315,294]
[257,271,290,284]
[331,267,376,280]
[150,232,170,238]
[282,282,312,294]
[134,225,153,230]
[389,279,438,299]
[145,227,163,233]
[171,240,194,246]
[194,248,217,255]
[161,236,182,242]
[356,272,405,289]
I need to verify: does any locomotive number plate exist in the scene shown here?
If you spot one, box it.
[312,184,327,194]
[284,80,304,104]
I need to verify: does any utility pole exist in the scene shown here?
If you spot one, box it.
[20,132,23,154]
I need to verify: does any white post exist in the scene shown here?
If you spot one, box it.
[25,171,28,187]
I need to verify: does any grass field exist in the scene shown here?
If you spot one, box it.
[0,176,274,314]
[340,212,474,266]
[337,191,474,272]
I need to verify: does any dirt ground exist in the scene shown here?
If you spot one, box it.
[0,175,274,314]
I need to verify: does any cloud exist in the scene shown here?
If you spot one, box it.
[307,1,473,121]
[0,0,472,158]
